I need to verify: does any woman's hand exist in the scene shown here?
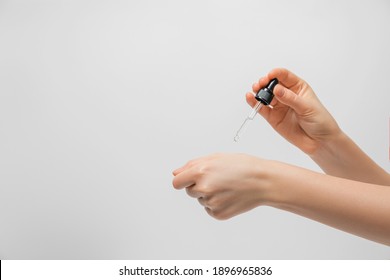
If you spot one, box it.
[172,153,277,220]
[172,153,390,245]
[247,68,341,155]
[248,68,389,184]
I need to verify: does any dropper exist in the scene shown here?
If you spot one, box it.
[233,78,278,142]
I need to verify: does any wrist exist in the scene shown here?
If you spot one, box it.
[256,160,296,208]
[309,129,390,184]
[309,128,347,161]
[263,161,317,211]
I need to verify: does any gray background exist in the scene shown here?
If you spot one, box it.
[0,0,389,259]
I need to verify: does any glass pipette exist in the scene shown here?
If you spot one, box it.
[233,101,263,142]
[233,78,278,142]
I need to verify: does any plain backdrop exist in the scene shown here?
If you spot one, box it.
[0,0,389,259]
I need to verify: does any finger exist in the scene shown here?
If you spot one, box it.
[172,156,204,176]
[186,186,203,198]
[197,196,207,206]
[267,68,303,88]
[252,82,259,93]
[172,163,191,176]
[245,92,273,116]
[245,92,257,108]
[172,166,185,176]
[204,207,229,220]
[172,167,198,190]
[273,84,310,115]
[204,206,213,216]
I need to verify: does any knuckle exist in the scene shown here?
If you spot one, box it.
[186,159,196,167]
[196,183,214,197]
[196,164,210,178]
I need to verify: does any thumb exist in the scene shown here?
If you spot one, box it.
[273,84,309,115]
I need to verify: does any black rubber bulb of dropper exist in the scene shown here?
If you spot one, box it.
[255,78,279,105]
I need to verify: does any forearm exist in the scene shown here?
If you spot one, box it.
[265,162,390,246]
[310,130,390,185]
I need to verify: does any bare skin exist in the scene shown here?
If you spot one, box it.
[172,68,390,246]
[248,68,389,185]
